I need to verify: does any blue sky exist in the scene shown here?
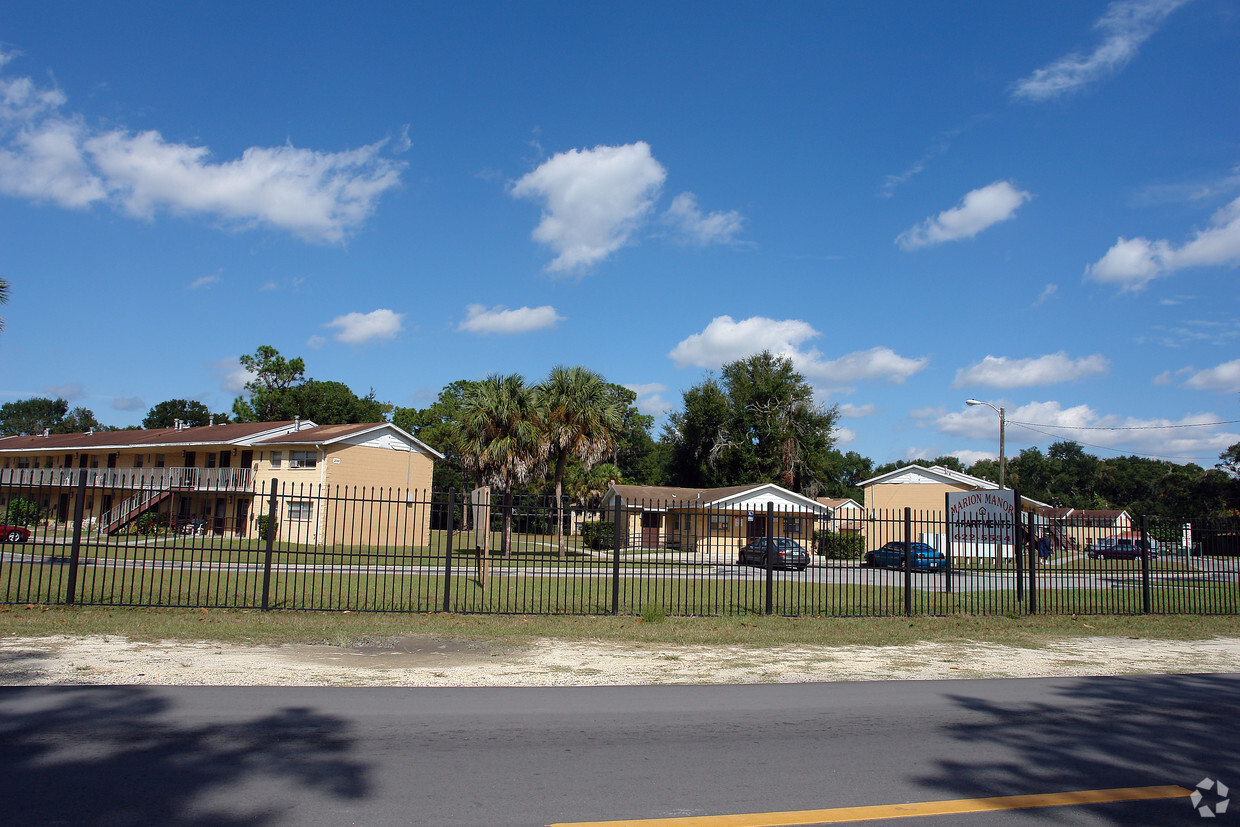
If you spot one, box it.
[1,0,1238,468]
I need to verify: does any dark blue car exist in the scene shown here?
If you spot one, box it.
[864,541,946,571]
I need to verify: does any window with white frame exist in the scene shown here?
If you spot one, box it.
[270,452,282,468]
[289,450,316,469]
[287,500,313,522]
[709,513,728,531]
[783,517,800,534]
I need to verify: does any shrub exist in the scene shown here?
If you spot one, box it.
[257,514,276,541]
[579,520,615,550]
[134,512,161,536]
[6,497,42,527]
[640,604,666,623]
[814,530,866,559]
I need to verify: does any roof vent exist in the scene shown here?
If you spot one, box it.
[209,415,215,427]
[295,417,301,431]
[42,428,49,438]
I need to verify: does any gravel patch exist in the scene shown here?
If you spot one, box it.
[3,634,1240,686]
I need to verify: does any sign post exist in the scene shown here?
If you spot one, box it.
[471,486,491,590]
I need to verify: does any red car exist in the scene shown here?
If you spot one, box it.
[0,524,30,543]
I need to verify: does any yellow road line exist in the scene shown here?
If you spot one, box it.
[548,785,1194,826]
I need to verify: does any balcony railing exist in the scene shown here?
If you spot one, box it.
[0,466,252,491]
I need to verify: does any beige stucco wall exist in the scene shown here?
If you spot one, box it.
[250,442,435,547]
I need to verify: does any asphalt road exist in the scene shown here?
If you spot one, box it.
[1,674,1235,826]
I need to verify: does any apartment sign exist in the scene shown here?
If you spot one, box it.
[946,489,1018,544]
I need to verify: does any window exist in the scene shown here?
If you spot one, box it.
[670,514,680,531]
[206,453,216,469]
[709,514,729,531]
[289,450,317,469]
[134,455,144,469]
[783,517,801,535]
[287,500,313,522]
[15,457,30,469]
[270,452,282,468]
[155,454,165,468]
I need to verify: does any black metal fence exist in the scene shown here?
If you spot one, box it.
[1,474,1237,617]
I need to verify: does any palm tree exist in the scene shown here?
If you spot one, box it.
[455,374,544,557]
[539,366,623,559]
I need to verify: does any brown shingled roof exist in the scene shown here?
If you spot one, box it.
[0,421,303,452]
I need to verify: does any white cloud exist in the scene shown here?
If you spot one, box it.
[325,309,404,344]
[1086,196,1240,290]
[951,449,998,466]
[833,427,857,446]
[625,383,675,417]
[663,192,744,245]
[306,335,327,350]
[1182,359,1240,392]
[112,396,144,412]
[43,382,84,400]
[0,54,403,242]
[1034,283,1058,306]
[457,304,564,335]
[1011,0,1192,101]
[838,403,878,418]
[669,315,818,369]
[937,399,1237,460]
[896,181,1032,250]
[953,352,1110,389]
[510,142,667,273]
[669,316,928,385]
[189,273,220,290]
[213,357,253,394]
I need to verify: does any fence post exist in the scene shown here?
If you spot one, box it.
[64,468,89,605]
[1014,489,1024,605]
[1140,515,1151,613]
[442,489,456,612]
[611,496,623,615]
[1027,509,1037,615]
[943,493,952,596]
[903,507,912,616]
[765,502,775,616]
[260,480,278,610]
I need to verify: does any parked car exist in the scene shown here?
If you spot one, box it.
[738,537,811,571]
[1087,537,1157,560]
[0,524,30,543]
[864,541,945,571]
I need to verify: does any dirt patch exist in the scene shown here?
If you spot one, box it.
[3,634,1240,686]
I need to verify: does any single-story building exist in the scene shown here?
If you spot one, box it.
[816,497,864,534]
[859,464,1050,557]
[600,483,833,558]
[0,419,442,546]
[1036,507,1132,552]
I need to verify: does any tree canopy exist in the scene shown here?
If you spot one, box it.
[143,399,229,429]
[231,345,390,425]
[0,397,106,436]
[664,351,839,495]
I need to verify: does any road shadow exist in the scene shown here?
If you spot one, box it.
[0,686,369,825]
[914,673,1238,822]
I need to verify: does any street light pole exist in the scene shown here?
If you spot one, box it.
[966,399,1005,489]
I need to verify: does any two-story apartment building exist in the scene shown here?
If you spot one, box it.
[0,419,442,546]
